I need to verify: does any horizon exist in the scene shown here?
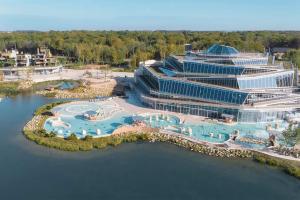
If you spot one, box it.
[1,30,300,33]
[0,0,300,31]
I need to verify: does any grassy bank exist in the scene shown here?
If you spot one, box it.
[23,130,151,151]
[0,80,81,97]
[253,153,300,179]
[23,102,300,179]
[24,101,151,151]
[34,101,69,115]
[0,81,21,96]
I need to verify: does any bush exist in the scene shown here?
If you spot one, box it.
[253,153,300,179]
[35,101,68,115]
[83,135,93,141]
[44,92,57,98]
[0,82,20,96]
[66,133,78,141]
[284,164,300,177]
[108,137,122,146]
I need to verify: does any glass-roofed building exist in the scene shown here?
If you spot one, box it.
[134,44,300,122]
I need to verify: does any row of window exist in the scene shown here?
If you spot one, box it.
[187,72,294,90]
[139,66,293,106]
[188,77,239,89]
[233,58,268,66]
[138,83,289,123]
[238,110,288,123]
[159,79,248,105]
[237,72,294,89]
[165,57,183,71]
[242,68,273,75]
[152,102,239,118]
[142,67,159,89]
[183,61,244,75]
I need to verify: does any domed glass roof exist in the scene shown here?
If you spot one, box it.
[206,44,239,55]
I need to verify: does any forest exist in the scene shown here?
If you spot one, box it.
[0,31,299,68]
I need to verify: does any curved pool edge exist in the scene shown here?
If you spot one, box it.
[22,112,300,180]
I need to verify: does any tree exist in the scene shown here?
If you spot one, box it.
[285,49,300,67]
[0,31,299,69]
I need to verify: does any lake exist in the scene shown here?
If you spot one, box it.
[0,95,299,200]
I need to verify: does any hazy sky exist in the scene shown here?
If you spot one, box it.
[0,0,299,31]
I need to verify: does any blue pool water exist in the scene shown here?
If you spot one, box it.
[51,102,102,116]
[58,81,77,90]
[44,114,133,138]
[142,113,288,145]
[143,114,180,128]
[44,101,133,138]
[142,114,229,143]
[44,102,288,146]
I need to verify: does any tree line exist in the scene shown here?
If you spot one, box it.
[0,31,299,67]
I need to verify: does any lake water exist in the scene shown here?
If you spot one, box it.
[0,95,299,200]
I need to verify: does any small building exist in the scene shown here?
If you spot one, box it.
[271,47,291,60]
[33,47,56,66]
[16,53,32,67]
[0,49,18,67]
[0,49,18,59]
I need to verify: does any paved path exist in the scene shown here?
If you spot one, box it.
[4,69,134,83]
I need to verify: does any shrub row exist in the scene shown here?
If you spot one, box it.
[253,153,300,179]
[23,129,151,152]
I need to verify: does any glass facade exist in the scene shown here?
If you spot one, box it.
[206,44,239,55]
[237,110,288,123]
[158,78,248,105]
[135,44,300,122]
[183,61,244,75]
[238,72,294,89]
[233,58,268,66]
[188,77,239,89]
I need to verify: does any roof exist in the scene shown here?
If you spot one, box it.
[271,47,291,53]
[206,44,239,55]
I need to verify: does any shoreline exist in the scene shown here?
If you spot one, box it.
[23,102,300,179]
[23,122,300,179]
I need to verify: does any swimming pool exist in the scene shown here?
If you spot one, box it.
[44,101,289,147]
[44,114,133,138]
[141,114,230,143]
[44,101,133,138]
[58,81,76,90]
[140,113,289,145]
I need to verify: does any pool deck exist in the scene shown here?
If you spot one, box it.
[41,90,300,161]
[113,93,300,161]
[114,91,208,124]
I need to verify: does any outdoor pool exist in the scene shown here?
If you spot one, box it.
[44,101,133,138]
[44,101,289,147]
[141,113,230,143]
[58,81,77,90]
[140,113,289,145]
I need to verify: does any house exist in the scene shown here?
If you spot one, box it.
[271,47,291,60]
[16,52,32,67]
[33,47,56,66]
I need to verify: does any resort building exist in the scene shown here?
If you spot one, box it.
[134,44,300,123]
[0,49,18,67]
[33,47,56,66]
[0,47,57,67]
[16,53,32,67]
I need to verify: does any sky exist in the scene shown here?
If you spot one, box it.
[0,0,299,31]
